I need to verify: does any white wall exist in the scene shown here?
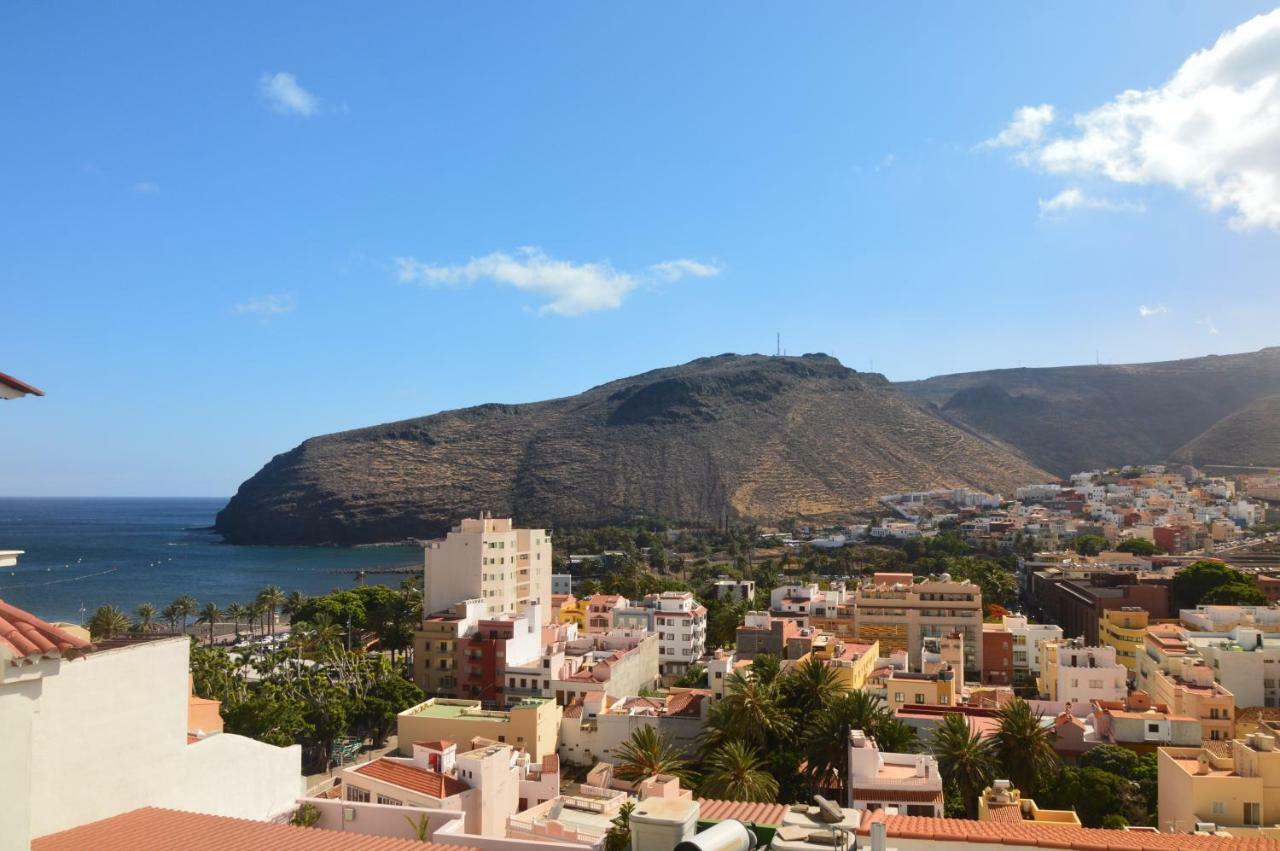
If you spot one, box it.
[22,637,302,839]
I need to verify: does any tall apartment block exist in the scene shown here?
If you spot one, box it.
[423,515,553,620]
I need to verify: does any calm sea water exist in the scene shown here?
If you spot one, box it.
[0,498,420,623]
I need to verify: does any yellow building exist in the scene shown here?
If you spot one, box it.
[793,638,880,693]
[552,593,586,629]
[1158,723,1280,835]
[873,667,959,713]
[978,781,1081,826]
[396,697,562,761]
[1099,607,1150,671]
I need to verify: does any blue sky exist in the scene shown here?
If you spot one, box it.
[4,3,1280,496]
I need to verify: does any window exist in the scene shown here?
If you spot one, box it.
[1212,801,1225,816]
[1147,723,1160,734]
[914,694,925,704]
[1246,802,1262,826]
[347,786,371,803]
[377,795,402,806]
[894,692,904,704]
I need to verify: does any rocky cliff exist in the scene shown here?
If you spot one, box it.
[215,354,1047,544]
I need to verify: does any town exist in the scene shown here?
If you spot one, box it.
[8,458,1280,850]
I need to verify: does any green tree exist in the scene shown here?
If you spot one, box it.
[1078,744,1138,776]
[612,725,687,782]
[1115,538,1160,556]
[699,740,779,802]
[674,664,708,689]
[704,671,793,751]
[174,594,197,633]
[940,556,1018,611]
[1200,582,1267,605]
[931,713,997,819]
[604,801,635,851]
[225,602,249,641]
[196,602,223,645]
[749,653,781,687]
[160,603,182,635]
[258,585,285,639]
[1041,766,1145,828]
[133,602,157,634]
[803,690,893,799]
[1073,535,1108,556]
[86,604,131,640]
[781,656,842,719]
[992,698,1059,798]
[404,813,431,841]
[1172,561,1257,609]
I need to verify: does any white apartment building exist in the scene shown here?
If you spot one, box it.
[1185,627,1280,709]
[999,614,1064,684]
[1181,605,1280,634]
[1038,640,1128,704]
[424,515,553,619]
[652,591,707,676]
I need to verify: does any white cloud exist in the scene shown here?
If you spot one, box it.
[1138,304,1169,318]
[394,247,721,316]
[987,10,1280,230]
[980,104,1056,150]
[1038,187,1147,215]
[1197,318,1221,335]
[235,294,296,316]
[259,72,319,117]
[648,258,722,281]
[134,181,160,194]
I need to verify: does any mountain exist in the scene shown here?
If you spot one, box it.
[215,354,1047,545]
[1174,395,1280,469]
[897,347,1280,476]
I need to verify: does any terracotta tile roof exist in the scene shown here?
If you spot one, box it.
[0,372,44,397]
[851,787,943,804]
[0,599,93,662]
[414,740,455,751]
[697,798,790,825]
[984,803,1024,823]
[352,758,470,799]
[857,812,1280,850]
[666,691,708,718]
[563,703,584,719]
[31,807,471,850]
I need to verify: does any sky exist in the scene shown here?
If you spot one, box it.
[4,2,1280,497]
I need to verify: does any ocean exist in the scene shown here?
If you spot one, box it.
[0,498,421,623]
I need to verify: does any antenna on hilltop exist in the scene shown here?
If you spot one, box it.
[776,333,781,357]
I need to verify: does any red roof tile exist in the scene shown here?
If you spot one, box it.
[0,599,92,662]
[851,787,943,804]
[414,740,455,751]
[0,372,44,397]
[698,798,790,826]
[353,758,470,799]
[857,812,1280,850]
[31,807,470,850]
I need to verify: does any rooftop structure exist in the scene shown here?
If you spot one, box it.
[846,729,944,816]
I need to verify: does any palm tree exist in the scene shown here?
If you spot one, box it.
[611,725,687,782]
[699,740,778,802]
[86,605,131,640]
[225,603,249,641]
[803,690,892,798]
[706,671,794,750]
[403,813,430,841]
[870,717,919,755]
[993,697,1059,797]
[781,656,843,718]
[931,713,997,819]
[245,599,267,640]
[604,801,635,851]
[174,594,197,634]
[196,602,222,645]
[299,612,341,652]
[281,590,308,627]
[258,585,285,639]
[160,603,182,635]
[133,602,157,634]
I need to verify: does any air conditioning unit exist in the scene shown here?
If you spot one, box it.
[1194,822,1217,833]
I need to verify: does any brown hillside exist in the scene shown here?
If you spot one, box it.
[1174,395,1280,469]
[215,354,1047,544]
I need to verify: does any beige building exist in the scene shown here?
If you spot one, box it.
[423,516,552,620]
[397,697,562,761]
[852,572,984,677]
[1138,625,1237,742]
[872,668,959,713]
[978,781,1081,826]
[1158,723,1280,835]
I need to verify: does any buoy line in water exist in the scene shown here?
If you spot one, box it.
[0,566,119,590]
